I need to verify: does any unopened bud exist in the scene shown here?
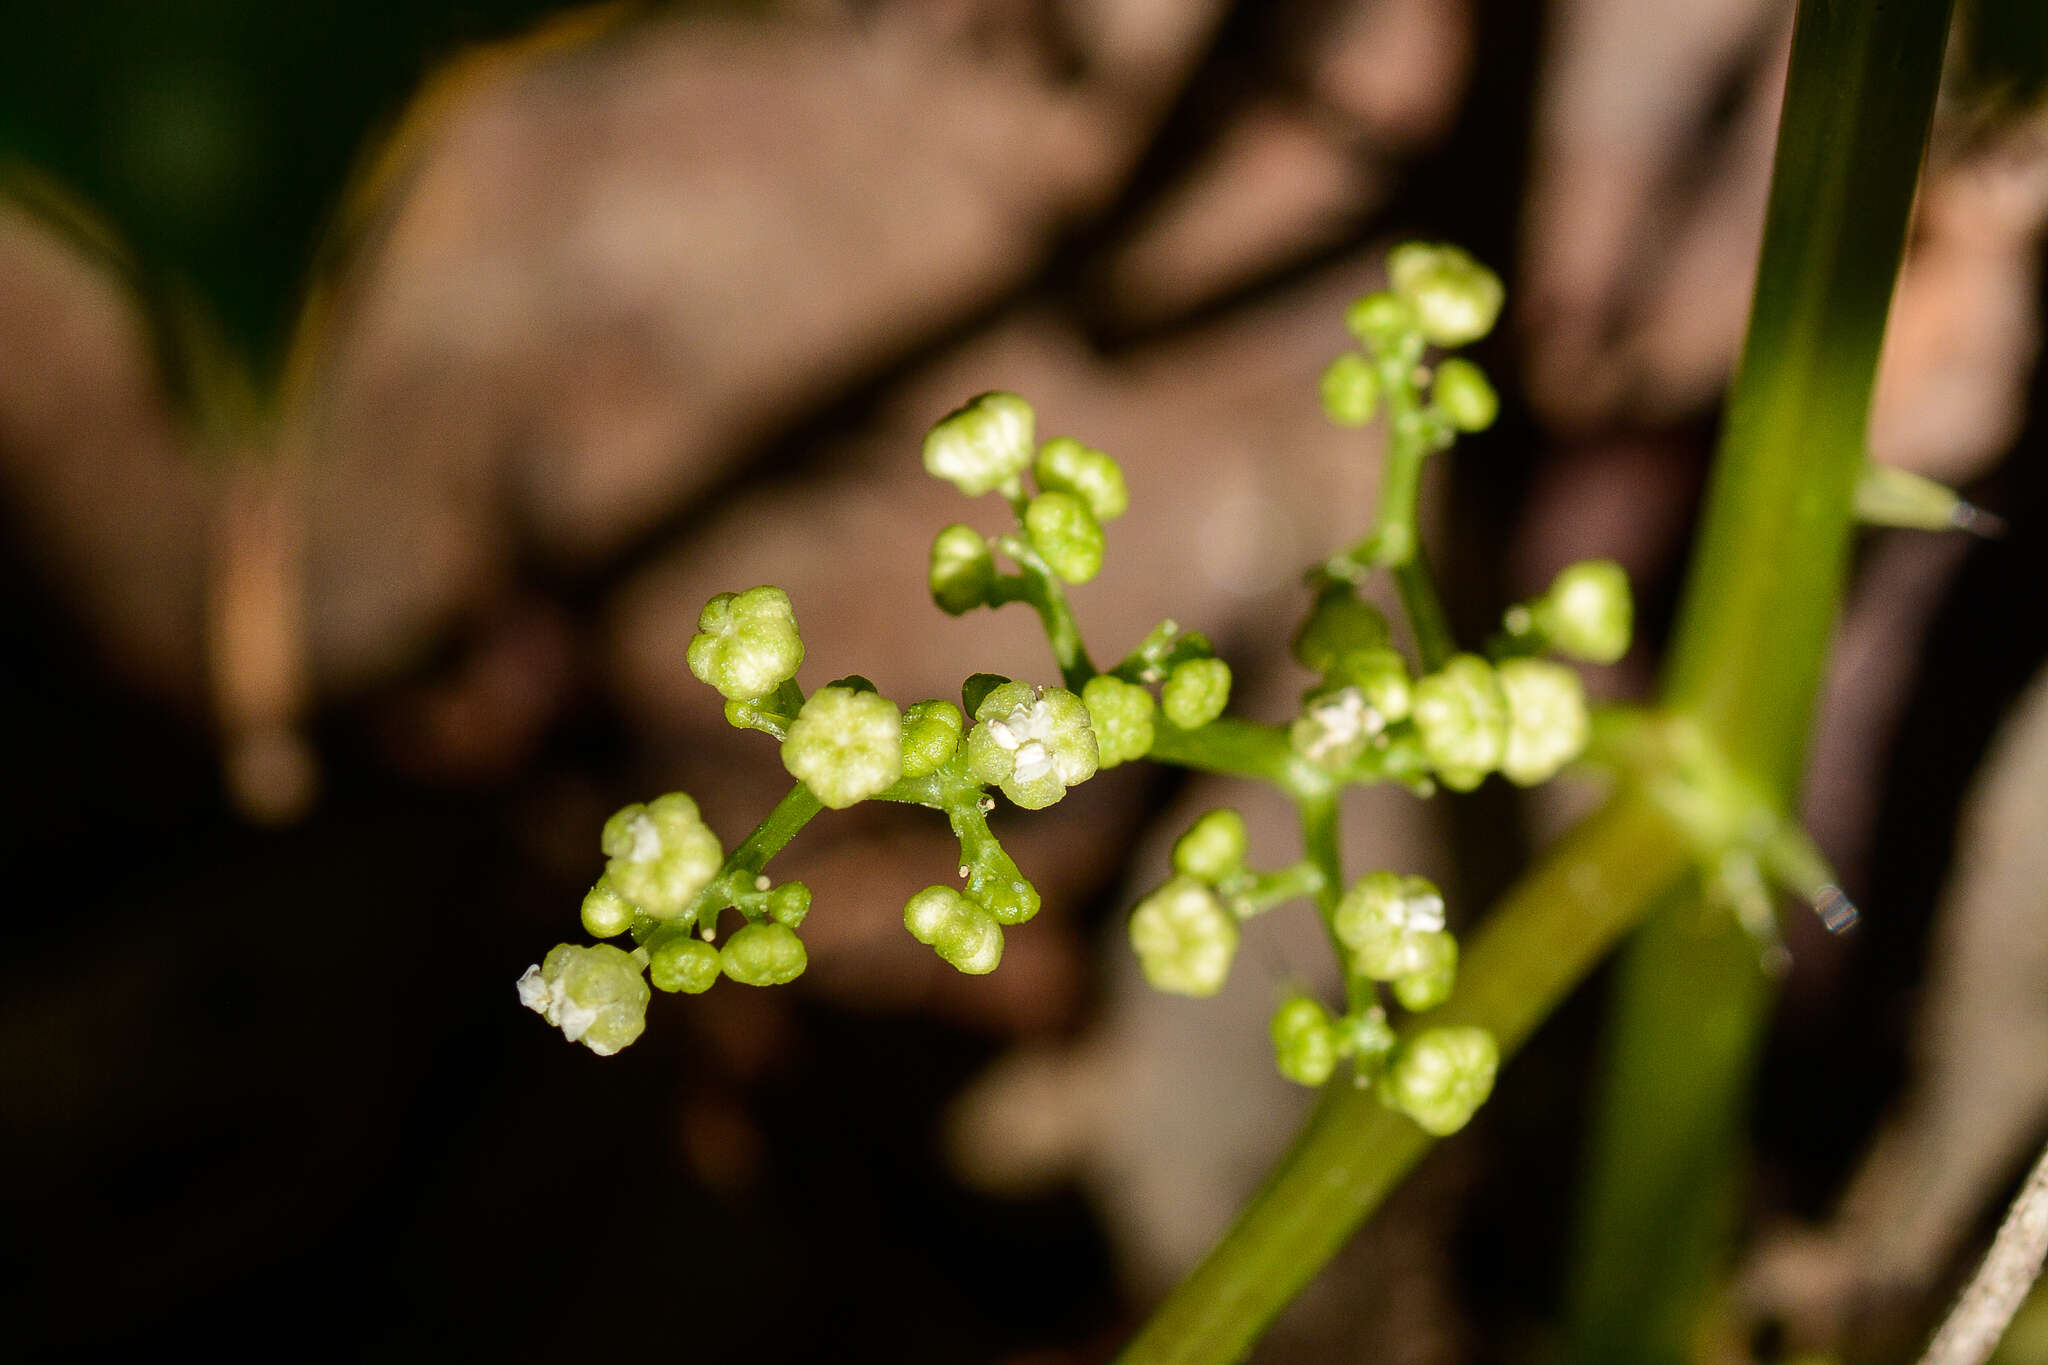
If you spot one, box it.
[924,392,1035,496]
[1129,875,1239,998]
[650,936,721,994]
[1537,560,1632,665]
[1377,1026,1498,1135]
[1034,437,1129,522]
[1411,655,1508,791]
[1497,657,1590,786]
[686,586,805,701]
[720,921,808,986]
[1271,995,1340,1086]
[781,686,904,809]
[1081,674,1156,768]
[1319,351,1381,427]
[1161,658,1232,730]
[1386,243,1504,348]
[930,525,996,616]
[1024,490,1106,585]
[601,793,723,919]
[1173,808,1250,883]
[1431,357,1498,432]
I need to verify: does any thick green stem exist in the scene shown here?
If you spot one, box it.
[1116,790,1692,1364]
[1562,904,1775,1364]
[1565,0,1954,1356]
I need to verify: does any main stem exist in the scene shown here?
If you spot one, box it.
[1565,0,1954,1356]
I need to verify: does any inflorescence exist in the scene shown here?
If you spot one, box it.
[519,243,1637,1139]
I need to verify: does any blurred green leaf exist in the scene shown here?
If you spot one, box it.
[0,1,582,381]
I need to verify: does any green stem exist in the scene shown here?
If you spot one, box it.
[1297,791,1360,1008]
[1395,554,1456,671]
[1115,790,1692,1365]
[1565,0,1954,1355]
[1232,861,1328,917]
[1147,719,1331,800]
[992,537,1096,689]
[683,783,824,936]
[1369,350,1429,569]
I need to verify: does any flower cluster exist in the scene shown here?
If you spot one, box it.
[519,243,1629,1148]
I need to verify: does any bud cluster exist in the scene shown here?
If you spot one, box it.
[924,392,1131,612]
[525,243,1605,1157]
[1319,242,1504,439]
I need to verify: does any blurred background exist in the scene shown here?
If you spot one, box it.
[3,1,2046,1360]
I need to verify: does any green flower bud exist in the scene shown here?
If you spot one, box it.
[1390,932,1458,1011]
[1161,657,1232,729]
[781,686,904,809]
[929,524,996,616]
[900,699,966,778]
[902,886,1003,975]
[1344,291,1417,348]
[1334,870,1451,981]
[1537,559,1632,665]
[602,793,723,919]
[1024,491,1106,585]
[1318,351,1381,427]
[1431,357,1498,432]
[1411,654,1508,791]
[1386,242,1504,348]
[767,881,812,928]
[686,586,805,701]
[1332,645,1412,722]
[1172,808,1249,883]
[1129,874,1239,998]
[962,672,1011,716]
[1293,584,1390,674]
[1034,437,1129,522]
[1271,995,1339,1087]
[1496,657,1590,786]
[650,936,721,994]
[923,391,1035,496]
[720,921,808,986]
[579,878,636,939]
[518,943,650,1055]
[1344,1006,1399,1079]
[904,885,964,943]
[1377,1026,1498,1136]
[966,681,1099,810]
[1081,675,1156,768]
[971,859,1041,927]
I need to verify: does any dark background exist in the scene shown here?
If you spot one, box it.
[4,2,2046,1360]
